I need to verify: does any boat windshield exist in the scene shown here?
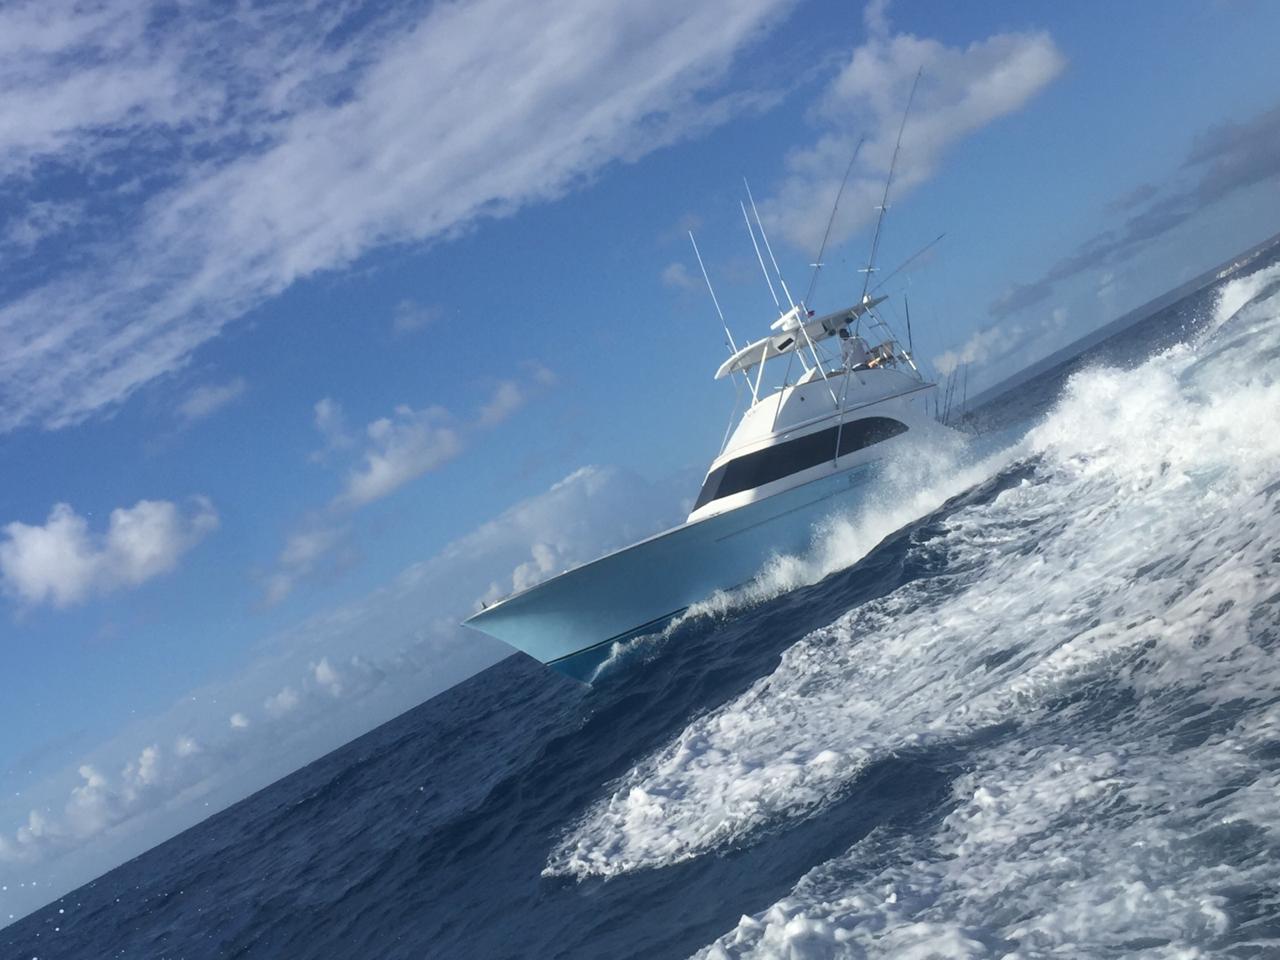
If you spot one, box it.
[693,416,908,512]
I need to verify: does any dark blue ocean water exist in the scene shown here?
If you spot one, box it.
[7,246,1280,959]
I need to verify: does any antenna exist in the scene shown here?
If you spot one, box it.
[859,67,923,302]
[688,232,739,356]
[804,136,865,308]
[741,202,781,311]
[870,232,946,295]
[744,178,796,310]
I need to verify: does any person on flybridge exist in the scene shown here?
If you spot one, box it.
[838,326,871,370]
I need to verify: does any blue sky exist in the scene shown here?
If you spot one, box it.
[3,0,1280,922]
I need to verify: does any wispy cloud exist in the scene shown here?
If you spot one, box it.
[476,366,557,428]
[269,363,560,603]
[932,324,1019,378]
[262,523,351,607]
[661,261,702,292]
[177,377,247,423]
[991,100,1280,318]
[762,10,1065,255]
[0,0,797,433]
[263,685,301,718]
[2,200,87,252]
[0,2,201,178]
[0,497,217,607]
[477,382,526,429]
[310,397,355,462]
[931,302,1077,383]
[390,299,442,337]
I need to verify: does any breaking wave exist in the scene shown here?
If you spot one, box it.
[547,265,1280,957]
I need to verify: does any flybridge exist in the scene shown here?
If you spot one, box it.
[690,68,931,413]
[689,188,923,412]
[714,295,888,381]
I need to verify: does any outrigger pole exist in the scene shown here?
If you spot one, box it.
[741,202,782,313]
[804,136,865,308]
[743,179,836,398]
[696,235,752,407]
[870,232,946,296]
[744,179,796,311]
[688,232,739,357]
[858,67,923,307]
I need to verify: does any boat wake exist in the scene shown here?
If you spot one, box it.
[546,264,1280,957]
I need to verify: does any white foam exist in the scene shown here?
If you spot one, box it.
[1205,260,1280,337]
[547,264,1280,959]
[695,727,1271,959]
[681,265,1280,957]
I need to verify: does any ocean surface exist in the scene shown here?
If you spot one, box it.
[7,247,1280,959]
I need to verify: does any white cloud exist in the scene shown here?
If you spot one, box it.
[64,765,112,840]
[228,712,250,730]
[0,504,97,608]
[863,0,891,38]
[764,15,1065,254]
[177,377,247,423]
[122,744,162,794]
[263,686,301,718]
[311,396,354,461]
[3,742,191,866]
[511,541,564,593]
[311,657,343,697]
[18,809,49,843]
[339,404,462,506]
[477,381,526,427]
[0,496,218,607]
[933,324,1017,377]
[0,0,797,433]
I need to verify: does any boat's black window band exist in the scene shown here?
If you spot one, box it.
[693,416,907,511]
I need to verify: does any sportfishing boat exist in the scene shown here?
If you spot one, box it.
[465,82,960,681]
[464,285,952,681]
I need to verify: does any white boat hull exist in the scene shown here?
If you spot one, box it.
[464,436,918,681]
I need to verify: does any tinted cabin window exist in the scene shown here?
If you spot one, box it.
[693,416,907,511]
